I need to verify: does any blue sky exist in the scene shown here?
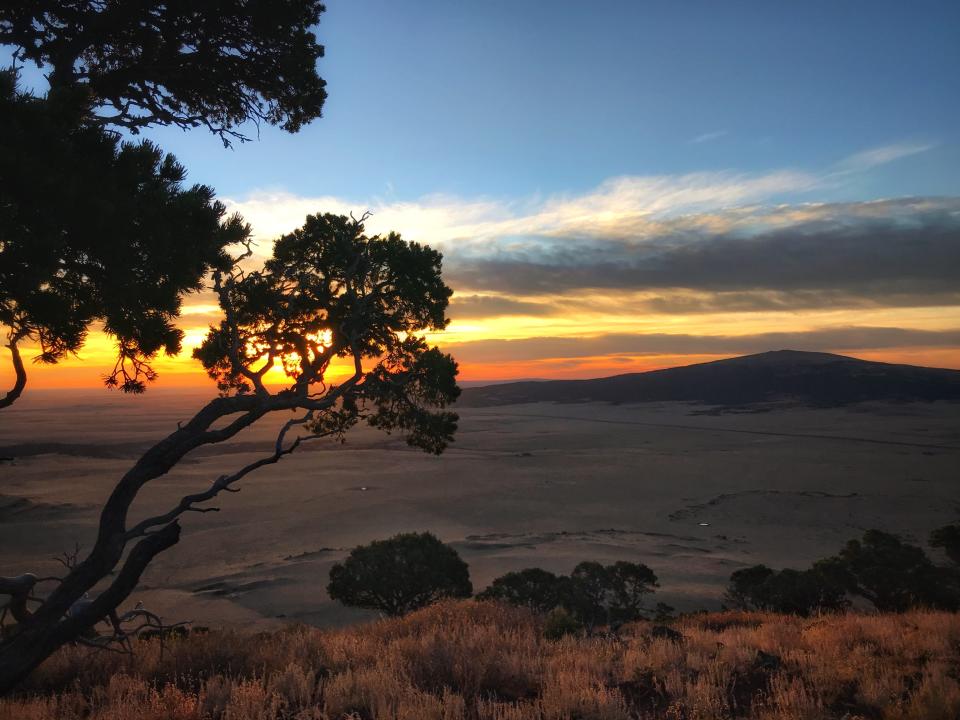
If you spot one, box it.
[80,0,960,204]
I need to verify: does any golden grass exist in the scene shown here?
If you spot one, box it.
[2,601,958,719]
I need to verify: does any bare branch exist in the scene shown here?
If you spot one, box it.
[125,411,328,541]
[53,543,82,572]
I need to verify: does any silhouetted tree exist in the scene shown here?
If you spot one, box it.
[476,568,567,613]
[724,564,848,616]
[818,529,959,612]
[328,533,472,616]
[605,560,660,624]
[566,561,611,629]
[567,561,660,628]
[0,0,327,144]
[0,0,327,406]
[0,213,459,694]
[930,522,960,565]
[481,561,660,629]
[724,565,775,611]
[0,74,247,405]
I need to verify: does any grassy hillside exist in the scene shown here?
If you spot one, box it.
[2,601,958,719]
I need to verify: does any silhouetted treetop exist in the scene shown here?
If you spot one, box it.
[0,73,248,402]
[724,564,848,616]
[194,212,459,454]
[1,0,328,143]
[477,568,567,613]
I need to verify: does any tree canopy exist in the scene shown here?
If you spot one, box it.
[193,212,460,453]
[0,0,329,406]
[724,565,848,616]
[479,560,660,629]
[476,568,567,614]
[1,0,328,143]
[0,73,247,404]
[328,533,473,616]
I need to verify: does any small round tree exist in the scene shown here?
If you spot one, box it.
[328,533,472,616]
[476,568,566,613]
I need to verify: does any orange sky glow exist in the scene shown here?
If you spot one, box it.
[6,300,959,394]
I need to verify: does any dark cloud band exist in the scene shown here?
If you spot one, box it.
[439,327,960,364]
[444,198,960,304]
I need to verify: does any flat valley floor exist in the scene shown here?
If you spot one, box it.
[1,391,958,629]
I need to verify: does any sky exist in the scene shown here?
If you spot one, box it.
[6,0,960,390]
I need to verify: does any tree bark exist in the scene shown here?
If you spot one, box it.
[0,344,360,695]
[0,340,26,410]
[0,394,267,694]
[0,522,181,695]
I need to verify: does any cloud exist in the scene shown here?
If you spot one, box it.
[444,198,960,300]
[837,142,934,171]
[690,130,728,144]
[449,295,557,319]
[219,162,959,321]
[638,288,960,314]
[223,168,819,246]
[440,327,960,364]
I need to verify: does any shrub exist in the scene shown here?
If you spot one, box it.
[327,532,472,616]
[542,607,581,640]
[481,560,660,629]
[476,568,566,613]
[725,565,848,616]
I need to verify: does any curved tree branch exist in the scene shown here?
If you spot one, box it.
[125,411,329,541]
[0,339,26,410]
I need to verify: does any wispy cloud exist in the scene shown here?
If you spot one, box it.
[225,143,934,251]
[837,142,934,171]
[690,129,728,144]
[224,168,818,248]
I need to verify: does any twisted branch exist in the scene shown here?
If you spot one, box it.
[125,411,330,541]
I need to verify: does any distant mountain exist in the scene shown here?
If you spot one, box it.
[457,350,960,407]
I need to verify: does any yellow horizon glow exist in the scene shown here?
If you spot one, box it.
[5,296,959,392]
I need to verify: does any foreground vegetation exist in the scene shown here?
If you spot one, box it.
[2,601,958,720]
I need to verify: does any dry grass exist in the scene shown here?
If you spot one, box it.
[2,601,958,719]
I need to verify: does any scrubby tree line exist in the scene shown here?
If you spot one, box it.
[328,522,960,632]
[725,524,960,615]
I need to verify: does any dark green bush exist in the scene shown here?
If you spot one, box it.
[476,568,567,613]
[328,532,472,616]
